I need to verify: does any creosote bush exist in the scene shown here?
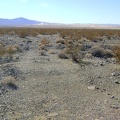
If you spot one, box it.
[91,46,114,58]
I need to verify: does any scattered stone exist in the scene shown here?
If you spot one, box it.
[111,95,115,99]
[100,63,105,66]
[47,112,58,117]
[114,80,120,84]
[87,85,96,90]
[109,76,113,79]
[111,105,119,109]
[111,72,116,76]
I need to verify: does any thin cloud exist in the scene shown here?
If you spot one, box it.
[40,3,48,8]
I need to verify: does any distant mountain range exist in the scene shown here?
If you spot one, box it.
[0,17,48,26]
[0,17,120,29]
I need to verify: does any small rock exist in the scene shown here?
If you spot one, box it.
[47,112,58,117]
[114,80,120,84]
[100,63,105,66]
[111,72,116,76]
[87,86,96,90]
[109,76,113,79]
[111,105,119,109]
[34,116,47,120]
[111,95,115,98]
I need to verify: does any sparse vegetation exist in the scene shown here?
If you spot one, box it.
[56,39,65,44]
[0,76,18,90]
[91,46,114,58]
[48,50,56,54]
[114,46,120,62]
[41,37,50,45]
[0,28,120,40]
[0,27,120,63]
[0,44,21,58]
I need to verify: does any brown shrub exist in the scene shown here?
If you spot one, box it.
[13,44,22,52]
[48,50,56,54]
[56,39,65,44]
[6,45,17,54]
[38,44,47,50]
[41,38,50,45]
[38,43,43,46]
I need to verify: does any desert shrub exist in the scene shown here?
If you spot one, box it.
[13,44,22,52]
[6,45,17,54]
[80,44,92,51]
[41,38,50,45]
[58,51,69,59]
[63,48,73,54]
[56,39,65,44]
[113,46,120,62]
[38,44,47,51]
[0,76,18,90]
[48,50,56,54]
[91,46,114,58]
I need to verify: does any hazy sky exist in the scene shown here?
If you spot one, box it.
[0,0,120,24]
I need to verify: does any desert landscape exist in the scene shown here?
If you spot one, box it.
[0,28,120,120]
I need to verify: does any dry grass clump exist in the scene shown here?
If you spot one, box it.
[0,44,22,58]
[48,50,56,54]
[13,44,22,52]
[38,44,47,51]
[58,51,69,59]
[63,40,84,63]
[56,39,65,44]
[0,76,18,90]
[113,46,120,62]
[91,46,114,58]
[38,38,50,50]
[41,38,50,45]
[6,45,18,54]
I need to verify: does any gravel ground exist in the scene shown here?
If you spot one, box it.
[0,34,120,120]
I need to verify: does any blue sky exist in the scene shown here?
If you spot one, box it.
[0,0,120,24]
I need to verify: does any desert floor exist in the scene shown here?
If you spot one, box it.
[0,33,120,120]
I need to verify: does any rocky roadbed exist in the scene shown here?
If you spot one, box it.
[0,34,120,120]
